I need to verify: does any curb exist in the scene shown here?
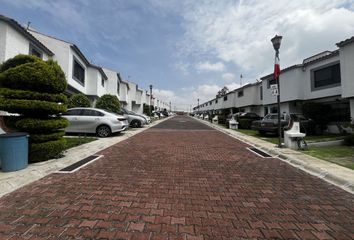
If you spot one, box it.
[194,117,354,195]
[0,117,171,198]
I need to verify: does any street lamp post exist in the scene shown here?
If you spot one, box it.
[149,84,153,116]
[197,98,200,114]
[271,35,283,148]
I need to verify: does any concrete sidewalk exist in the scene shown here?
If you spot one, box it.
[0,117,171,198]
[195,117,354,195]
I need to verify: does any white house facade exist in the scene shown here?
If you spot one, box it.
[0,15,53,63]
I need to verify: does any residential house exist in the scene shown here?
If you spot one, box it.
[196,36,354,129]
[29,29,107,102]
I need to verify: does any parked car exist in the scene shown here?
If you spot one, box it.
[118,108,147,128]
[62,108,129,137]
[251,113,314,135]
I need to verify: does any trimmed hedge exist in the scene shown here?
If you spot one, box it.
[0,54,39,72]
[0,61,66,93]
[0,99,67,115]
[0,88,67,103]
[1,55,68,163]
[15,118,69,133]
[96,94,120,113]
[29,138,67,163]
[30,130,65,143]
[68,93,91,108]
[344,134,354,146]
[237,118,254,129]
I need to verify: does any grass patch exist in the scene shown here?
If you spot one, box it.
[305,146,354,170]
[64,137,97,150]
[235,129,279,144]
[234,129,347,145]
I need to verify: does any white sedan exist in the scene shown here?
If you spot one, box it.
[62,107,129,137]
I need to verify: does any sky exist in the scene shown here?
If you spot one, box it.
[1,0,354,111]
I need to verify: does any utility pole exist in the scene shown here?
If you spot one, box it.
[149,84,153,116]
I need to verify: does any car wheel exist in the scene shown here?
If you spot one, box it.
[96,125,111,137]
[131,120,142,128]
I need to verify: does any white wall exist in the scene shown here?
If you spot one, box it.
[0,22,7,63]
[339,43,354,98]
[103,68,119,97]
[86,67,105,97]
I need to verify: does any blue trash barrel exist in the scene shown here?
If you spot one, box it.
[0,132,29,172]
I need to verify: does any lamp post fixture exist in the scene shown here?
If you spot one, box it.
[149,84,153,116]
[271,35,283,148]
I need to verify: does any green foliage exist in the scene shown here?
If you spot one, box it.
[0,99,66,115]
[0,61,66,93]
[68,93,91,108]
[95,94,120,113]
[15,118,69,133]
[30,130,65,143]
[0,54,39,72]
[0,55,68,162]
[0,88,67,103]
[29,138,67,163]
[143,104,153,116]
[237,118,254,129]
[343,134,354,146]
[302,102,332,133]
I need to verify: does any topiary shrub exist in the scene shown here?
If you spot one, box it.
[95,94,121,113]
[68,93,91,108]
[344,134,354,146]
[30,138,67,163]
[0,54,68,162]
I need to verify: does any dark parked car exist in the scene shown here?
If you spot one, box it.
[251,113,314,135]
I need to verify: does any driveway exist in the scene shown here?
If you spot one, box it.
[0,116,353,239]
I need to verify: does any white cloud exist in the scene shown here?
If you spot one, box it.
[195,61,225,72]
[222,73,235,81]
[179,0,354,78]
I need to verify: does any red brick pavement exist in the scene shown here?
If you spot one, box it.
[0,116,353,239]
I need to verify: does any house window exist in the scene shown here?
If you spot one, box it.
[238,90,244,97]
[29,44,42,58]
[267,78,277,88]
[209,101,212,105]
[224,95,227,101]
[260,86,263,100]
[215,99,218,103]
[101,77,105,87]
[312,63,341,90]
[72,58,85,85]
[117,82,120,94]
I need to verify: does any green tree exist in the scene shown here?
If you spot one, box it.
[68,93,91,108]
[95,94,121,113]
[0,54,68,162]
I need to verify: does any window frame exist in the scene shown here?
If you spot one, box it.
[238,90,244,98]
[72,57,85,86]
[311,62,341,91]
[29,44,43,59]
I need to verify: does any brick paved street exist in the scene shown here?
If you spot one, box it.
[0,116,353,239]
